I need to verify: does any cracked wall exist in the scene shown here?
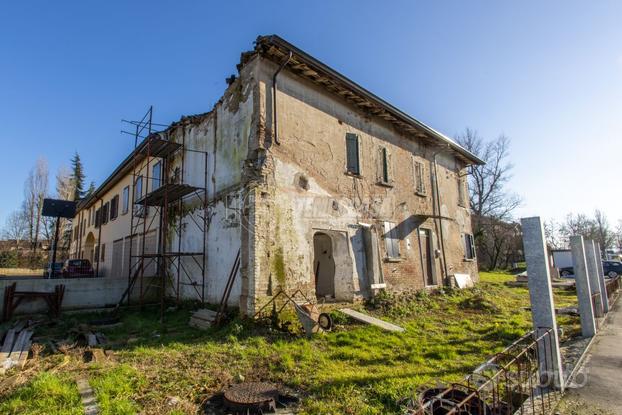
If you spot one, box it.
[245,57,479,314]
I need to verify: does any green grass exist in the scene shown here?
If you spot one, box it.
[0,372,82,415]
[0,271,580,415]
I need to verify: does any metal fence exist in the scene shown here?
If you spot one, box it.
[411,328,560,415]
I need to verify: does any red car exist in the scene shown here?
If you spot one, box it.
[61,259,95,278]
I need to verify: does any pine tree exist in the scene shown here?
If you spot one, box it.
[85,181,96,197]
[70,152,85,200]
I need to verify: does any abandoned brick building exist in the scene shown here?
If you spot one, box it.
[70,35,483,315]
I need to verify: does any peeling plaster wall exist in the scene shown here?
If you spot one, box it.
[246,57,479,313]
[163,60,259,307]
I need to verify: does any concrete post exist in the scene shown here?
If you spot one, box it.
[594,242,610,313]
[584,240,604,318]
[521,217,564,391]
[570,236,597,337]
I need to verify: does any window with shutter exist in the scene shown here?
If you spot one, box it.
[102,202,109,225]
[134,176,143,200]
[464,233,476,259]
[110,195,119,220]
[345,133,360,175]
[378,147,391,184]
[414,160,426,195]
[383,221,401,259]
[152,161,161,191]
[122,186,130,214]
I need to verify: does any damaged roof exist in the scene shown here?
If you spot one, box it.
[251,35,484,165]
[77,35,483,213]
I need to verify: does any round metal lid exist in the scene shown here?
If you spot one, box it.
[223,382,279,407]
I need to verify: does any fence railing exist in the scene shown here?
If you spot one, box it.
[411,328,559,415]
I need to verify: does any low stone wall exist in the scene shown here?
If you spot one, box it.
[0,276,158,317]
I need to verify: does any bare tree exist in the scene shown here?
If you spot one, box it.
[55,166,75,254]
[455,129,521,270]
[23,158,49,253]
[476,217,522,270]
[544,219,564,249]
[593,209,614,250]
[2,210,28,248]
[559,213,597,247]
[615,220,622,252]
[456,129,521,221]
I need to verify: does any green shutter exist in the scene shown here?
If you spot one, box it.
[381,148,389,183]
[346,133,359,174]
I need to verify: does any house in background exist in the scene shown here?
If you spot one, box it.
[70,35,483,315]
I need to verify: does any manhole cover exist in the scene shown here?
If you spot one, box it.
[223,382,279,413]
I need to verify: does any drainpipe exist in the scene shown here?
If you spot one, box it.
[96,199,103,278]
[433,152,449,286]
[272,51,293,145]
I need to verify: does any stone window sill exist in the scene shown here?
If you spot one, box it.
[415,191,427,197]
[384,257,404,263]
[345,171,363,179]
[463,258,476,262]
[376,181,394,188]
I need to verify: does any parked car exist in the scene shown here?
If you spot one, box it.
[43,262,63,277]
[603,261,622,278]
[559,261,622,279]
[61,259,94,278]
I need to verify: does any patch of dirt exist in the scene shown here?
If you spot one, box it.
[556,393,615,415]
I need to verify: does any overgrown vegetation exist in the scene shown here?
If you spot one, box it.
[0,272,580,414]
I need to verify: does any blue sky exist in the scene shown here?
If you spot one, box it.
[1,1,621,228]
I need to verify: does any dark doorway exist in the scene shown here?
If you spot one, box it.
[419,228,435,286]
[313,232,335,299]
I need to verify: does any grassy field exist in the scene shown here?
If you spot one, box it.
[0,272,580,415]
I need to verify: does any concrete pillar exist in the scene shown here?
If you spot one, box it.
[521,217,564,391]
[594,242,610,313]
[584,239,604,317]
[570,236,597,337]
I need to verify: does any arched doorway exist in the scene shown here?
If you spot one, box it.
[313,232,335,299]
[84,232,96,263]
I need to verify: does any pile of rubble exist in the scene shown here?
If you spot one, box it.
[0,320,34,374]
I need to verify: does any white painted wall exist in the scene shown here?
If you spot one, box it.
[0,276,158,316]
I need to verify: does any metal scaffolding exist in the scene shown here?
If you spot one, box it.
[119,107,209,319]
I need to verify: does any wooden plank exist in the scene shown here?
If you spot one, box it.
[339,308,405,333]
[90,348,107,363]
[189,317,211,330]
[18,340,31,369]
[8,330,26,361]
[190,316,212,326]
[12,320,27,332]
[192,313,215,323]
[0,329,16,360]
[194,308,217,316]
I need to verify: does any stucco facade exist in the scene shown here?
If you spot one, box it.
[71,35,481,315]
